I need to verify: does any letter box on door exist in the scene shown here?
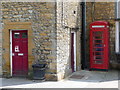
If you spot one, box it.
[89,21,109,70]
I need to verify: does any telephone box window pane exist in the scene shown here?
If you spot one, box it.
[93,31,103,36]
[22,32,27,38]
[95,44,103,47]
[97,52,103,55]
[94,36,103,39]
[94,60,103,64]
[95,56,103,59]
[94,40,103,43]
[94,48,104,51]
[14,33,20,38]
[94,52,103,55]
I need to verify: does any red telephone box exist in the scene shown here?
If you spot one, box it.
[90,21,109,70]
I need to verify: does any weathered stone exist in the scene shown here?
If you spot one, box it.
[17,8,21,11]
[1,1,81,81]
[3,15,8,19]
[43,51,50,54]
[2,8,9,11]
[86,2,118,67]
[45,74,57,81]
[1,2,56,78]
[39,33,47,36]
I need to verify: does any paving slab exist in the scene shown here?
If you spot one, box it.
[0,70,119,88]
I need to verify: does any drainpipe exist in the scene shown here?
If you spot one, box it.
[81,1,87,69]
[115,1,119,53]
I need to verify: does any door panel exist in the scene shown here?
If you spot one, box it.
[12,30,28,76]
[90,29,109,70]
[71,33,74,72]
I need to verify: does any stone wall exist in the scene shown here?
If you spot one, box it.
[0,2,2,76]
[56,2,71,80]
[2,2,57,79]
[56,2,81,80]
[1,1,82,80]
[86,2,117,67]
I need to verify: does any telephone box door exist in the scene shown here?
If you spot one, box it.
[90,21,109,70]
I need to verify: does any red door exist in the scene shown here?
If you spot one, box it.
[90,21,109,70]
[71,33,74,72]
[12,30,28,76]
[90,30,109,70]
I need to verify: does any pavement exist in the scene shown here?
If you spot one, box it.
[0,70,119,89]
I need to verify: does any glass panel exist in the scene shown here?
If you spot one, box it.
[95,56,103,59]
[94,60,103,64]
[94,52,104,55]
[14,33,20,38]
[94,40,103,43]
[93,31,103,39]
[94,48,104,51]
[95,44,103,47]
[95,36,102,39]
[22,32,27,38]
[93,31,103,36]
[94,35,103,39]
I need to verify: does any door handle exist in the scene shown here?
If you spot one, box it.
[18,53,24,56]
[12,53,15,56]
[104,45,105,47]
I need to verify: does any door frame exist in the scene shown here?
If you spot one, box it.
[10,29,28,76]
[71,31,77,72]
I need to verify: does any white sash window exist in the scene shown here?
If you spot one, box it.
[117,1,120,19]
[115,1,120,53]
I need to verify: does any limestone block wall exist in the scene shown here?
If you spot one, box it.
[63,2,81,71]
[1,1,82,80]
[0,2,2,76]
[63,2,80,28]
[2,2,57,78]
[86,2,116,66]
[56,2,81,80]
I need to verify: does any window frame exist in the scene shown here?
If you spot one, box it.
[115,22,120,53]
[116,0,120,19]
[115,0,120,53]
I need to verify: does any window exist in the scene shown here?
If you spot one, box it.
[22,32,27,38]
[117,1,120,19]
[115,1,120,53]
[14,33,20,38]
[115,22,120,53]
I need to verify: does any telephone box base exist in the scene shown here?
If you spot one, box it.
[89,68,108,71]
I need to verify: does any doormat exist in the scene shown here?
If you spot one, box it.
[69,75,84,79]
